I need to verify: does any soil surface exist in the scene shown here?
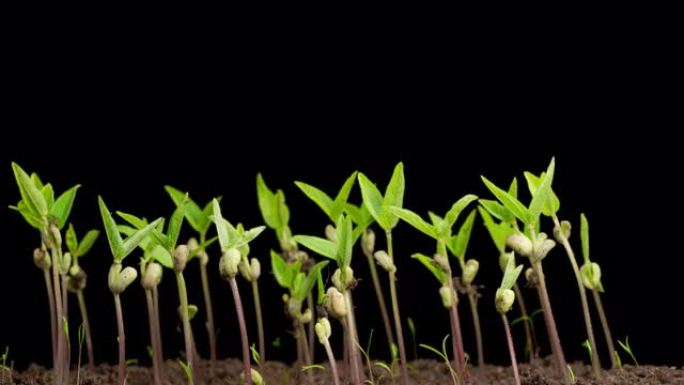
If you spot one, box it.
[8,358,684,385]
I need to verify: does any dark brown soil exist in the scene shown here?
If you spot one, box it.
[9,358,684,385]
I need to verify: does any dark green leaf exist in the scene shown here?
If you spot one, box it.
[294,261,329,302]
[293,235,337,260]
[481,176,531,224]
[388,207,438,239]
[50,184,80,229]
[411,253,446,284]
[295,181,334,220]
[98,196,125,259]
[12,162,48,218]
[66,224,78,255]
[76,230,100,257]
[444,194,478,228]
[447,209,476,260]
[581,213,590,261]
[527,157,556,223]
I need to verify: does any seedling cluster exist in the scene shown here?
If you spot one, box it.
[5,159,624,385]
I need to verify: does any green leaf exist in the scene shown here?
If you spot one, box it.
[345,202,374,229]
[478,199,508,222]
[257,173,288,230]
[447,209,477,260]
[121,218,163,261]
[331,171,358,220]
[238,226,266,247]
[98,196,125,259]
[411,253,446,284]
[50,184,80,229]
[383,162,405,229]
[149,244,173,269]
[358,172,389,229]
[30,173,44,189]
[165,186,207,234]
[581,213,590,262]
[293,235,337,260]
[271,250,294,288]
[388,207,438,239]
[524,171,560,218]
[336,215,354,267]
[508,178,518,199]
[66,224,78,255]
[481,176,531,225]
[295,181,334,220]
[526,157,556,223]
[116,211,148,229]
[12,162,48,219]
[316,269,326,304]
[500,255,523,291]
[444,194,478,228]
[9,202,43,229]
[212,199,230,251]
[293,261,329,302]
[41,183,55,208]
[76,230,99,257]
[478,207,512,253]
[167,202,186,250]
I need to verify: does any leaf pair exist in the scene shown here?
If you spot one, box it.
[478,207,515,254]
[98,196,163,262]
[411,253,447,284]
[357,162,405,231]
[256,174,290,233]
[271,250,329,302]
[294,215,355,268]
[165,186,217,236]
[11,162,80,230]
[65,224,100,259]
[499,253,523,291]
[295,171,358,223]
[212,199,265,252]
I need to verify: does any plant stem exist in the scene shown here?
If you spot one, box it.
[501,313,521,385]
[592,289,617,369]
[152,286,164,377]
[251,279,265,368]
[386,230,409,385]
[229,277,252,385]
[42,268,57,368]
[307,293,315,364]
[322,338,341,385]
[466,290,484,367]
[513,283,538,361]
[145,290,162,385]
[341,320,350,380]
[297,322,314,385]
[175,272,195,385]
[198,234,217,375]
[552,216,600,377]
[450,299,469,384]
[76,290,95,370]
[363,242,396,356]
[344,291,362,385]
[50,247,64,385]
[113,293,126,385]
[60,273,71,385]
[533,261,567,380]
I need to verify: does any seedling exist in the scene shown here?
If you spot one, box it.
[407,317,417,360]
[481,157,569,380]
[314,317,340,385]
[390,193,481,372]
[257,173,297,260]
[212,199,267,385]
[98,196,162,385]
[357,162,410,384]
[165,186,221,371]
[618,336,638,366]
[419,336,459,385]
[581,213,617,369]
[76,323,85,385]
[0,346,13,385]
[495,253,524,385]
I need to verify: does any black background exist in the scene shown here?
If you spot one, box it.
[1,37,681,370]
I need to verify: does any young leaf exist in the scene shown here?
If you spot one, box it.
[500,254,523,291]
[580,213,590,262]
[257,173,288,230]
[527,157,556,224]
[271,250,294,288]
[447,209,477,260]
[481,176,531,225]
[293,235,337,260]
[41,184,55,208]
[66,224,79,255]
[508,177,518,198]
[411,253,446,284]
[165,186,207,234]
[293,261,329,302]
[478,207,512,253]
[336,215,354,267]
[50,184,81,229]
[523,171,560,218]
[149,244,173,269]
[76,230,100,257]
[357,172,389,229]
[121,218,164,261]
[212,199,229,251]
[9,202,43,229]
[383,162,405,229]
[98,196,125,259]
[30,173,44,189]
[345,202,374,230]
[12,162,48,219]
[331,171,358,220]
[478,199,507,222]
[444,194,478,228]
[116,211,148,229]
[294,181,334,220]
[388,207,438,239]
[167,202,186,250]
[240,226,266,245]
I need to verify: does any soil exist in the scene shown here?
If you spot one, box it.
[8,358,684,385]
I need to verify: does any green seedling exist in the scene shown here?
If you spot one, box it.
[315,317,340,385]
[76,323,85,385]
[295,214,364,385]
[481,157,570,381]
[212,199,266,385]
[618,336,638,366]
[65,223,99,370]
[496,253,525,385]
[99,196,161,385]
[357,162,410,385]
[419,336,459,385]
[165,186,221,371]
[257,173,297,259]
[11,162,82,385]
[582,339,593,363]
[407,317,417,360]
[521,165,601,376]
[0,346,13,385]
[581,213,617,369]
[390,193,480,373]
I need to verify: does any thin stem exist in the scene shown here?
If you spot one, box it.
[513,283,538,361]
[341,320,350,380]
[145,290,162,385]
[114,294,126,385]
[152,286,164,377]
[307,293,315,364]
[450,301,469,384]
[533,261,568,381]
[323,339,341,385]
[199,233,217,375]
[50,247,64,385]
[386,230,409,385]
[363,246,396,356]
[592,289,617,369]
[251,280,266,367]
[344,291,362,385]
[297,322,314,385]
[229,277,252,385]
[502,314,521,385]
[552,216,600,377]
[175,272,195,385]
[466,290,484,366]
[42,268,57,368]
[76,290,95,370]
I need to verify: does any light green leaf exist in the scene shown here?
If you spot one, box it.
[447,209,476,259]
[30,173,44,189]
[336,215,353,267]
[500,254,523,290]
[167,202,186,250]
[389,207,438,239]
[165,186,207,234]
[149,244,173,269]
[9,202,43,229]
[481,176,531,224]
[66,224,78,255]
[295,181,334,220]
[41,183,55,208]
[76,230,99,257]
[383,162,405,229]
[257,173,288,230]
[212,199,229,251]
[581,213,590,262]
[524,171,560,217]
[358,172,389,229]
[271,250,293,288]
[444,194,478,228]
[345,202,374,230]
[478,199,508,222]
[526,157,556,223]
[116,211,148,229]
[50,184,81,229]
[411,253,446,284]
[12,162,48,219]
[121,218,163,261]
[98,196,125,259]
[293,235,337,260]
[478,207,512,253]
[293,261,329,302]
[331,171,358,220]
[508,177,518,199]
[238,226,266,247]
